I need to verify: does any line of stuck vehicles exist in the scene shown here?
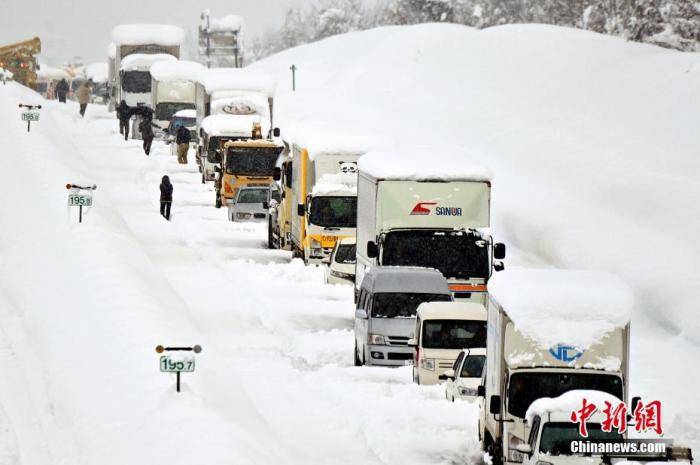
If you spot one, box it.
[106,23,691,465]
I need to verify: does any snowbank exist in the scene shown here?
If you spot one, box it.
[311,172,357,196]
[359,147,492,181]
[201,114,261,137]
[111,24,185,46]
[208,15,245,33]
[150,60,204,82]
[0,68,13,79]
[283,121,394,161]
[525,389,622,424]
[252,23,700,346]
[119,53,176,71]
[85,62,108,83]
[489,268,632,349]
[197,68,276,97]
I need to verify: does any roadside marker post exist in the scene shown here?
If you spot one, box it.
[19,103,41,132]
[290,64,296,91]
[155,344,202,392]
[66,183,97,223]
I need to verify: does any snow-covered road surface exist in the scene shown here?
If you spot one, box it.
[0,85,481,464]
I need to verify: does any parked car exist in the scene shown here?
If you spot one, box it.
[229,184,279,222]
[442,348,486,401]
[354,267,452,367]
[409,301,487,385]
[326,238,356,285]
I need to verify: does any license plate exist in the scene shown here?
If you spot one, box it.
[67,194,93,207]
[21,111,39,121]
[159,355,195,373]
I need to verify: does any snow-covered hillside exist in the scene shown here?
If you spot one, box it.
[0,22,697,464]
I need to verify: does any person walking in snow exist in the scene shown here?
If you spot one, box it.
[159,175,173,220]
[139,115,159,156]
[56,78,69,103]
[175,124,191,164]
[116,100,131,140]
[75,80,91,117]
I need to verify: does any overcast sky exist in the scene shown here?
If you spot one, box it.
[0,0,303,66]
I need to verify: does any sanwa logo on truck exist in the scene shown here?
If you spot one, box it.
[409,202,463,216]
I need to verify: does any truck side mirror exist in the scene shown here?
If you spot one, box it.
[494,243,506,260]
[515,444,532,456]
[273,167,281,181]
[438,369,455,381]
[407,338,417,347]
[262,202,269,210]
[489,395,501,414]
[367,241,378,258]
[273,127,280,137]
[477,385,485,397]
[297,203,305,216]
[494,261,505,272]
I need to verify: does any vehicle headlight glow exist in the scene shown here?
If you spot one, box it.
[458,387,478,396]
[368,334,385,345]
[236,212,251,219]
[420,358,435,371]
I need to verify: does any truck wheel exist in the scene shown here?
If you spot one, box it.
[354,342,363,367]
[490,438,504,465]
[267,221,274,249]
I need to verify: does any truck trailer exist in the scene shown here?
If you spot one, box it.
[480,268,633,465]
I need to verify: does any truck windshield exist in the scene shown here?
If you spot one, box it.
[507,373,623,418]
[540,423,623,455]
[461,354,486,378]
[309,197,357,228]
[372,293,451,319]
[122,71,151,93]
[225,147,282,176]
[421,320,486,349]
[334,243,356,264]
[156,102,194,122]
[236,188,268,204]
[381,230,489,279]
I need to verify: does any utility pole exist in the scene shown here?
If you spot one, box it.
[290,64,296,91]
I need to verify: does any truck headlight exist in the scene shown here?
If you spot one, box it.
[508,434,525,462]
[236,212,251,219]
[368,334,385,345]
[459,387,478,396]
[420,358,435,371]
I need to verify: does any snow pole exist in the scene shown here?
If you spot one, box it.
[156,344,202,393]
[290,64,296,91]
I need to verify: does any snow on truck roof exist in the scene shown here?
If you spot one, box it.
[150,60,204,82]
[111,24,185,46]
[361,267,450,295]
[85,62,108,83]
[211,94,270,118]
[489,268,633,349]
[359,147,492,181]
[174,109,196,118]
[120,54,176,71]
[525,390,622,424]
[417,302,487,321]
[201,114,265,137]
[311,173,357,196]
[283,122,394,161]
[196,68,276,97]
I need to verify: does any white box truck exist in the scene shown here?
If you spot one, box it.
[111,24,184,107]
[150,60,203,130]
[479,268,633,465]
[355,149,505,303]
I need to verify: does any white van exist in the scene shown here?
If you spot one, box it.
[354,267,452,367]
[409,301,487,385]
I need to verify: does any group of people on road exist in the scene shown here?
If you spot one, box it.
[114,101,193,221]
[55,78,92,117]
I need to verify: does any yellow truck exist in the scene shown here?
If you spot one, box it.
[216,124,283,210]
[0,37,41,88]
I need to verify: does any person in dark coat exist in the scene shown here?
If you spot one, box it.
[175,124,191,164]
[138,115,159,156]
[159,175,173,220]
[116,100,131,140]
[56,79,69,103]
